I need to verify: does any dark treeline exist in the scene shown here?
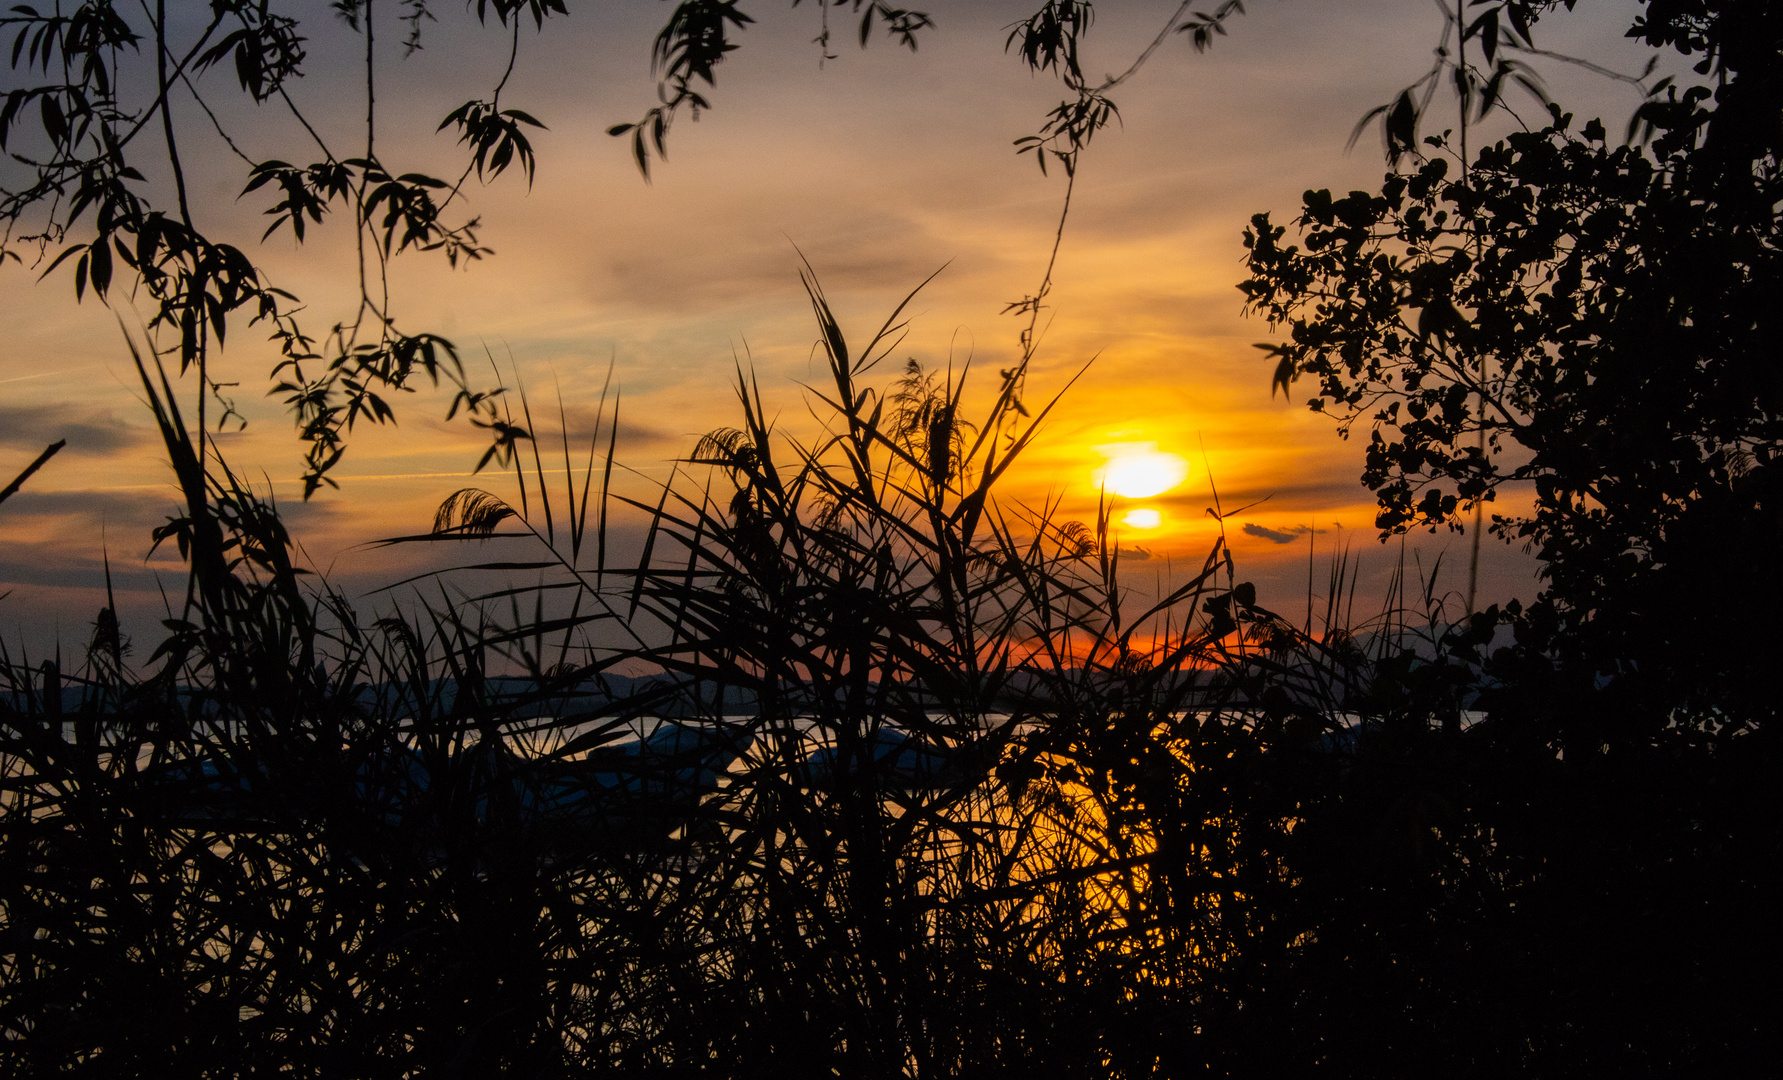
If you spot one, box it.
[4,1,1779,1076]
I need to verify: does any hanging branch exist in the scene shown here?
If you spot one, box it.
[1000,1,1248,420]
[0,0,559,494]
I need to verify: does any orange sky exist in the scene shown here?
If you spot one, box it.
[0,1,1668,651]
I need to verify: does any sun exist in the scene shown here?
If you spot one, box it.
[1093,443,1189,499]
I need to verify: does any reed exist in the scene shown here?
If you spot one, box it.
[1,277,1768,1076]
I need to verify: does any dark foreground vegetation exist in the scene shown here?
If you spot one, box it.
[2,272,1775,1076]
[4,0,1779,1076]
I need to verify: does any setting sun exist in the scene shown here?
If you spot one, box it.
[0,0,1755,1071]
[1093,443,1190,499]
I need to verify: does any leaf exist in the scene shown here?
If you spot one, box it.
[1385,89,1418,162]
[38,91,64,145]
[87,233,111,296]
[1270,351,1296,399]
[1347,102,1392,154]
[1467,6,1500,65]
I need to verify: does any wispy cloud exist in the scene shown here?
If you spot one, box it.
[0,403,149,456]
[1243,522,1305,545]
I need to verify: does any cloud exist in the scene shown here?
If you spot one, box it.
[0,403,149,457]
[551,403,683,454]
[0,487,173,525]
[1243,522,1305,545]
[0,548,166,592]
[403,403,681,456]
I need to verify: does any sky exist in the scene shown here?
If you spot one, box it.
[0,0,1672,654]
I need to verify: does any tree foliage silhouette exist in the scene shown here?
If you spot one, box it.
[1241,0,1783,720]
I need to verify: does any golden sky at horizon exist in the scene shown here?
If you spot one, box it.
[0,0,1667,648]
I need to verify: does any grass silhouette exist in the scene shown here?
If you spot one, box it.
[1,275,1772,1077]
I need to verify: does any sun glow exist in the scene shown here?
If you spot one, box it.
[1122,508,1162,530]
[1093,443,1189,499]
